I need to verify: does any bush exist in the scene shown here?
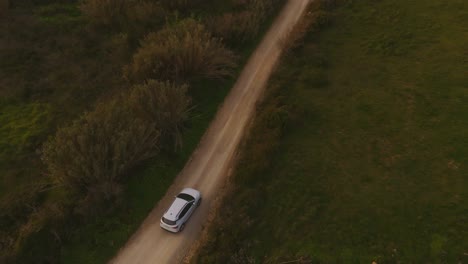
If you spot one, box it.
[41,79,193,212]
[41,96,160,195]
[125,18,237,83]
[12,79,192,262]
[129,80,192,151]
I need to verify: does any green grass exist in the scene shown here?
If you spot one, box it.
[36,3,83,26]
[197,0,468,262]
[0,102,52,158]
[0,102,53,196]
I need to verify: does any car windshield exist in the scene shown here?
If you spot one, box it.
[176,193,194,202]
[162,217,176,226]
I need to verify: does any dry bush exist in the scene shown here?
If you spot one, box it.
[5,79,192,260]
[129,80,192,151]
[125,18,236,83]
[41,96,160,194]
[39,75,193,220]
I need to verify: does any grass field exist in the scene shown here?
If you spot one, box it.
[197,0,468,262]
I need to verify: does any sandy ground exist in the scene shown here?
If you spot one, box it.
[109,1,310,263]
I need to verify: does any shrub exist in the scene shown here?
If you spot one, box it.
[41,96,160,195]
[125,18,237,83]
[129,80,192,151]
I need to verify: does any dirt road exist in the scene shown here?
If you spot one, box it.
[110,1,310,263]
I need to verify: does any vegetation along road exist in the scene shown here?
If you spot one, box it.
[110,0,311,263]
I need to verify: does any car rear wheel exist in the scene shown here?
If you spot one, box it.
[179,223,185,232]
[197,197,202,207]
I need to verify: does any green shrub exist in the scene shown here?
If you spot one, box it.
[125,18,237,83]
[0,102,52,160]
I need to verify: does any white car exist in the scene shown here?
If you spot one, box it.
[160,188,201,232]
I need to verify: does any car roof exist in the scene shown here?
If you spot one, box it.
[163,197,188,221]
[180,188,200,198]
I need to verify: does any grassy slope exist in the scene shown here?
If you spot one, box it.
[197,0,468,262]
